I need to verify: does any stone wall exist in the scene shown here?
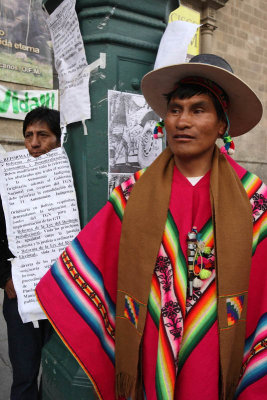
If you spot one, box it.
[213,0,267,182]
[183,0,267,182]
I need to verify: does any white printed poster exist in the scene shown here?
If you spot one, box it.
[44,0,91,127]
[0,147,81,323]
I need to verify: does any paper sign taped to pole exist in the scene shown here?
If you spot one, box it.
[169,5,201,59]
[154,20,200,70]
[44,0,91,127]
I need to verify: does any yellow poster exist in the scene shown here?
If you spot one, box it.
[169,5,200,58]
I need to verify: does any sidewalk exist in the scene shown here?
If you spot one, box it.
[0,290,12,400]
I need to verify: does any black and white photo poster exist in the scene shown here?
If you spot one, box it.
[108,90,163,195]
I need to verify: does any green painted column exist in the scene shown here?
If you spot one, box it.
[64,0,179,227]
[41,1,179,398]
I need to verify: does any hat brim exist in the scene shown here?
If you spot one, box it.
[141,63,263,137]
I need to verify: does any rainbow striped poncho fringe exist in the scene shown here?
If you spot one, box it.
[36,156,267,400]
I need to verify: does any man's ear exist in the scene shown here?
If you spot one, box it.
[218,119,227,138]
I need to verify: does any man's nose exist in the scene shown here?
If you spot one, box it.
[31,134,40,147]
[176,111,191,129]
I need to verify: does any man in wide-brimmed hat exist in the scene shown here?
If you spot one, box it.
[36,54,267,400]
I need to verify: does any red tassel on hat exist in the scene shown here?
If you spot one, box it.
[153,121,164,139]
[227,140,235,155]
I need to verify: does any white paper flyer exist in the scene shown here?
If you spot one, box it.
[0,147,81,323]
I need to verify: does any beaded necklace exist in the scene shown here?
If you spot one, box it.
[187,227,213,296]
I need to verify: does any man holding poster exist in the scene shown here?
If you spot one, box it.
[1,107,61,400]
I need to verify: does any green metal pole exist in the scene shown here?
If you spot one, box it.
[41,1,179,398]
[65,0,176,227]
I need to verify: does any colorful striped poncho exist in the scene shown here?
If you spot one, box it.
[36,152,267,400]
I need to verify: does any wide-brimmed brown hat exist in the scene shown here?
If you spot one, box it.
[141,54,263,137]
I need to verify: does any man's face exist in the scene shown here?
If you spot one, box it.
[24,120,60,157]
[165,93,226,166]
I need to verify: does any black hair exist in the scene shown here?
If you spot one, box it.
[165,83,228,122]
[23,107,61,142]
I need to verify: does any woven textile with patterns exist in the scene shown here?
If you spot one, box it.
[36,150,267,400]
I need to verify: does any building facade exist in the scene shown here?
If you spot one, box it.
[181,0,267,181]
[0,0,266,180]
[0,0,55,151]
